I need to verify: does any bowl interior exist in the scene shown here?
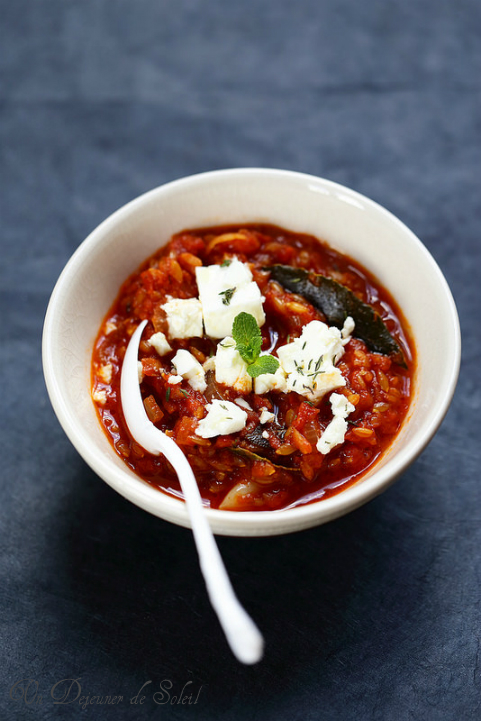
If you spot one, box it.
[43,169,460,536]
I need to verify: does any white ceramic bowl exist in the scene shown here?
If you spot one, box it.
[42,169,460,536]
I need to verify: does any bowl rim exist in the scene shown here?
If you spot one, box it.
[42,167,461,536]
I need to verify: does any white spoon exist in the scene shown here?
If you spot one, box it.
[120,320,264,664]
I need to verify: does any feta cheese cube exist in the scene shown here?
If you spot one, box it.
[235,398,253,410]
[171,349,207,392]
[277,320,348,401]
[342,315,355,340]
[195,259,265,338]
[195,399,248,438]
[254,366,288,395]
[214,337,252,393]
[167,374,182,385]
[162,297,203,339]
[148,331,172,356]
[202,356,216,373]
[215,258,253,286]
[259,409,275,424]
[316,393,355,454]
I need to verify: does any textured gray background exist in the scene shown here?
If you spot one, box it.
[1,1,480,719]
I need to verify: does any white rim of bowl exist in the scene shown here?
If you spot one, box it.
[42,168,461,536]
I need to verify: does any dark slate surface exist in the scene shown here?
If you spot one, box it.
[1,1,480,718]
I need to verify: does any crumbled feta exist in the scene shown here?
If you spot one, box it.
[98,363,112,383]
[262,430,270,439]
[171,349,207,392]
[195,258,265,338]
[214,337,252,393]
[342,316,355,340]
[137,361,144,384]
[162,297,203,339]
[195,400,248,438]
[235,398,253,410]
[167,374,183,385]
[148,331,172,356]
[277,320,352,401]
[259,409,275,424]
[92,389,107,404]
[202,356,216,372]
[316,393,355,454]
[254,366,288,395]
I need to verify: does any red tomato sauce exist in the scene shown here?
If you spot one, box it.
[91,224,415,511]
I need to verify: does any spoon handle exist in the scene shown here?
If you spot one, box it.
[121,321,264,664]
[165,439,264,664]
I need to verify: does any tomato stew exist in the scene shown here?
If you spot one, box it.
[91,225,414,511]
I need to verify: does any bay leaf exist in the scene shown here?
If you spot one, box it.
[266,265,406,366]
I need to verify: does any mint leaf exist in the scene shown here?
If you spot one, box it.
[247,354,280,378]
[232,312,260,346]
[232,312,262,364]
[236,341,261,364]
[232,312,280,377]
